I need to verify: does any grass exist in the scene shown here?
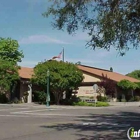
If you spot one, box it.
[73,101,109,107]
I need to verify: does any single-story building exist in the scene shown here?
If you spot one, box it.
[14,64,140,103]
[76,65,140,98]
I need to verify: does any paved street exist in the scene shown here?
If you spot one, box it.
[0,104,139,140]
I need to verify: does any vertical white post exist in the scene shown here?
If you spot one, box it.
[27,84,32,103]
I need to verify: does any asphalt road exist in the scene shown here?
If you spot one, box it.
[0,104,139,140]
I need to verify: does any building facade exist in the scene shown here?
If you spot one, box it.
[16,65,140,103]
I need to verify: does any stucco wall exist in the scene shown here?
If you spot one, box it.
[82,73,101,82]
[76,72,101,97]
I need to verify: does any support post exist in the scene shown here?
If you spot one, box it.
[46,70,50,107]
[27,84,32,103]
[62,47,64,62]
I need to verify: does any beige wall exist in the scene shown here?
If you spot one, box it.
[83,73,101,82]
[76,72,101,97]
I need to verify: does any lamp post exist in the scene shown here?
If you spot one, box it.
[46,70,50,107]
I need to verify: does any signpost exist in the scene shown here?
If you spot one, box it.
[93,84,98,107]
[46,70,50,107]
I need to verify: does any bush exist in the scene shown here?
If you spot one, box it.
[60,99,73,105]
[73,101,109,107]
[23,92,29,103]
[121,98,126,102]
[60,96,81,105]
[96,101,109,107]
[128,97,134,102]
[10,97,22,104]
[97,96,107,102]
[73,101,93,106]
[0,94,8,103]
[34,91,46,104]
[134,96,140,101]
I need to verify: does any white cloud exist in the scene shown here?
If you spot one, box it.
[18,35,70,45]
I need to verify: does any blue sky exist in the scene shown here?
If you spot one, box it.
[0,0,139,74]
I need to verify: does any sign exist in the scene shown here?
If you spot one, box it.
[85,90,94,94]
[93,84,98,92]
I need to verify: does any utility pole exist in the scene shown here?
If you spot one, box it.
[46,70,50,107]
[62,47,64,62]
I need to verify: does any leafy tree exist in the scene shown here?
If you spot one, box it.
[110,67,113,72]
[0,38,24,100]
[117,80,139,90]
[126,70,140,80]
[75,61,81,65]
[98,74,116,97]
[43,0,140,55]
[117,79,139,101]
[0,37,24,64]
[0,60,19,94]
[32,60,84,104]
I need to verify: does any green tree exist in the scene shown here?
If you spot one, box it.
[110,67,113,72]
[117,80,139,90]
[0,60,19,94]
[0,37,24,64]
[98,74,116,97]
[32,60,84,104]
[117,79,139,101]
[75,61,81,65]
[126,70,140,80]
[43,0,140,55]
[0,38,24,100]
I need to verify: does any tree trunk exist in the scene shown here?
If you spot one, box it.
[131,89,134,97]
[53,92,62,105]
[56,99,60,105]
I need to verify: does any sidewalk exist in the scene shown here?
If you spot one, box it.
[0,102,139,109]
[0,102,127,109]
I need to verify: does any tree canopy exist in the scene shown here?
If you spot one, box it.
[0,38,23,96]
[98,74,116,97]
[43,0,140,55]
[117,79,139,90]
[0,60,19,94]
[0,37,24,64]
[32,60,84,104]
[126,70,140,80]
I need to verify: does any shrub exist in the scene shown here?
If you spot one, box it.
[121,98,126,102]
[97,96,107,102]
[10,97,22,104]
[96,101,109,107]
[23,92,29,103]
[73,101,109,107]
[60,99,74,105]
[134,96,140,101]
[34,91,46,104]
[0,94,8,103]
[73,101,92,106]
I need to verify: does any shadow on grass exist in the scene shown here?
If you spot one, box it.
[40,111,140,140]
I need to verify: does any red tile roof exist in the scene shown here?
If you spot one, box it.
[18,67,33,79]
[77,65,140,83]
[18,65,140,83]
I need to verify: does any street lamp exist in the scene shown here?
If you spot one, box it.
[46,70,50,107]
